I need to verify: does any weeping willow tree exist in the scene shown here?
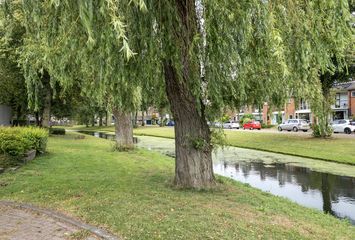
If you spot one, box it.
[4,0,353,188]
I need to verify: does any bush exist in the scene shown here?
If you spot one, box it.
[261,123,275,129]
[50,128,66,135]
[239,114,254,124]
[312,124,332,138]
[0,127,48,167]
[242,118,252,124]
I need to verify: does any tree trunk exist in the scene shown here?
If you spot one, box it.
[42,71,51,128]
[164,61,215,189]
[134,111,138,127]
[161,0,215,189]
[141,111,145,126]
[105,111,109,126]
[112,108,134,150]
[99,115,103,126]
[159,110,164,127]
[35,112,40,126]
[91,116,95,127]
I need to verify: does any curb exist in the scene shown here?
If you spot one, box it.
[0,200,120,240]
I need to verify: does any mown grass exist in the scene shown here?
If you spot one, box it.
[68,125,355,165]
[0,133,354,239]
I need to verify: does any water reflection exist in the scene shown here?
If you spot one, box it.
[214,161,355,224]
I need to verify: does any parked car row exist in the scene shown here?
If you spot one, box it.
[277,118,355,134]
[209,118,355,135]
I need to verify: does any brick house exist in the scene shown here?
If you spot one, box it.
[233,81,355,124]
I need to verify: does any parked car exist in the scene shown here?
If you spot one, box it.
[331,119,355,134]
[278,119,310,132]
[223,121,240,129]
[243,120,261,130]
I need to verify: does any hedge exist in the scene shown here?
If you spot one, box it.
[0,127,48,168]
[49,128,66,135]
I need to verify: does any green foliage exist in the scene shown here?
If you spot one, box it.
[312,124,333,138]
[2,0,352,123]
[261,123,275,129]
[211,128,227,149]
[191,137,208,150]
[276,112,283,125]
[239,114,254,124]
[242,118,252,124]
[49,128,65,135]
[0,127,48,160]
[221,115,230,123]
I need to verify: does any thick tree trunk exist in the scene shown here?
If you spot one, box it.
[164,61,215,189]
[161,0,215,188]
[112,108,134,150]
[42,71,51,128]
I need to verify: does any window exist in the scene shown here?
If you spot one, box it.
[352,91,355,97]
[299,99,310,110]
[335,93,341,108]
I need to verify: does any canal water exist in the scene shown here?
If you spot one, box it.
[78,131,355,224]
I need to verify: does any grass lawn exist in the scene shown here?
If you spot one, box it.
[0,133,354,239]
[68,125,355,165]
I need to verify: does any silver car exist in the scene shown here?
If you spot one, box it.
[223,121,240,129]
[278,119,310,132]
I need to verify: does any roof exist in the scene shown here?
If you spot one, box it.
[333,80,355,91]
[346,81,355,90]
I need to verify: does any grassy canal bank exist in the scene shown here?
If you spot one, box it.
[0,133,354,239]
[67,125,355,165]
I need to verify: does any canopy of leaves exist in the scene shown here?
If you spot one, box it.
[2,0,353,119]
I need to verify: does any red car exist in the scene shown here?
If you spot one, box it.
[243,120,261,130]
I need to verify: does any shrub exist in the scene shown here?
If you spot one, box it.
[239,114,254,124]
[0,127,48,167]
[261,123,275,129]
[50,128,66,135]
[242,118,252,124]
[312,124,332,138]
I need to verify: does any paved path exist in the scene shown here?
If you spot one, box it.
[0,202,119,240]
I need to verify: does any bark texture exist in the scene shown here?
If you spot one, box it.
[161,0,215,189]
[112,108,134,150]
[164,61,215,189]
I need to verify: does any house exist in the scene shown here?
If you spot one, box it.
[232,80,355,124]
[0,104,12,126]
